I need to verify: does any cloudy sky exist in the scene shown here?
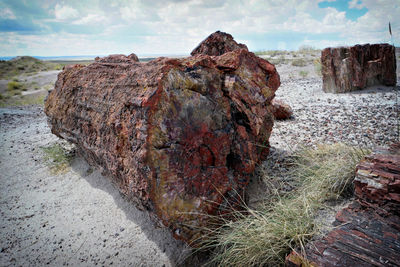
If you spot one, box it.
[0,0,398,57]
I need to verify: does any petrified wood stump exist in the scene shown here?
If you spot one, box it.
[321,43,397,93]
[45,32,280,244]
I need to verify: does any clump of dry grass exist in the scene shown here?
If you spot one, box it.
[198,143,369,266]
[313,58,322,76]
[291,58,307,67]
[41,143,75,174]
[299,70,308,78]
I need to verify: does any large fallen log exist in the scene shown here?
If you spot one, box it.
[44,32,280,244]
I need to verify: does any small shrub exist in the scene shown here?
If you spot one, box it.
[291,58,307,67]
[41,143,75,174]
[7,81,23,91]
[299,71,308,78]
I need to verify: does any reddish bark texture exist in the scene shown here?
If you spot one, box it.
[321,43,397,93]
[269,99,293,120]
[94,53,139,63]
[287,202,400,267]
[355,143,400,215]
[191,31,248,56]
[44,32,280,244]
[286,142,400,267]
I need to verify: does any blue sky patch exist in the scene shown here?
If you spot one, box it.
[0,0,396,57]
[318,0,368,21]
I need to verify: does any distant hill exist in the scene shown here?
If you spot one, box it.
[0,56,63,79]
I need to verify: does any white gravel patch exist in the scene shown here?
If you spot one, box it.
[270,75,399,151]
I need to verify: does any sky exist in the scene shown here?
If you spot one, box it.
[0,0,399,57]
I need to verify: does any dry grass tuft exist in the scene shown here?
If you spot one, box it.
[198,143,369,266]
[291,58,307,67]
[41,143,75,174]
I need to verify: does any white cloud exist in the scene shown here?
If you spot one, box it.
[54,4,79,20]
[1,0,400,56]
[0,7,16,19]
[72,14,107,25]
[349,0,365,9]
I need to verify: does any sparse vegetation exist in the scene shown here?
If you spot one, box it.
[291,58,307,67]
[199,144,369,266]
[298,45,319,54]
[0,92,47,107]
[7,80,24,91]
[313,58,322,76]
[255,50,286,57]
[299,70,308,78]
[41,143,75,174]
[268,55,287,65]
[0,56,59,79]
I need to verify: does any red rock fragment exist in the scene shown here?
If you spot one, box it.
[286,143,400,267]
[354,143,400,215]
[321,44,397,93]
[44,32,280,245]
[269,99,293,120]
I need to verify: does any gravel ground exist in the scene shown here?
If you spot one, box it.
[0,61,399,266]
[270,77,399,151]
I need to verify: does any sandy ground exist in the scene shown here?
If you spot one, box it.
[0,107,191,266]
[1,58,399,266]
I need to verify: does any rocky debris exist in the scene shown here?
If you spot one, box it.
[354,143,400,216]
[269,99,293,120]
[321,44,397,93]
[270,78,398,151]
[191,31,248,56]
[286,201,400,267]
[286,142,400,267]
[94,53,139,63]
[44,32,280,245]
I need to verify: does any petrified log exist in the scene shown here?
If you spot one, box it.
[286,142,400,267]
[45,32,280,244]
[286,202,400,267]
[191,30,248,56]
[269,99,293,120]
[321,43,397,93]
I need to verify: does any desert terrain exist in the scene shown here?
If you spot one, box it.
[0,51,399,266]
